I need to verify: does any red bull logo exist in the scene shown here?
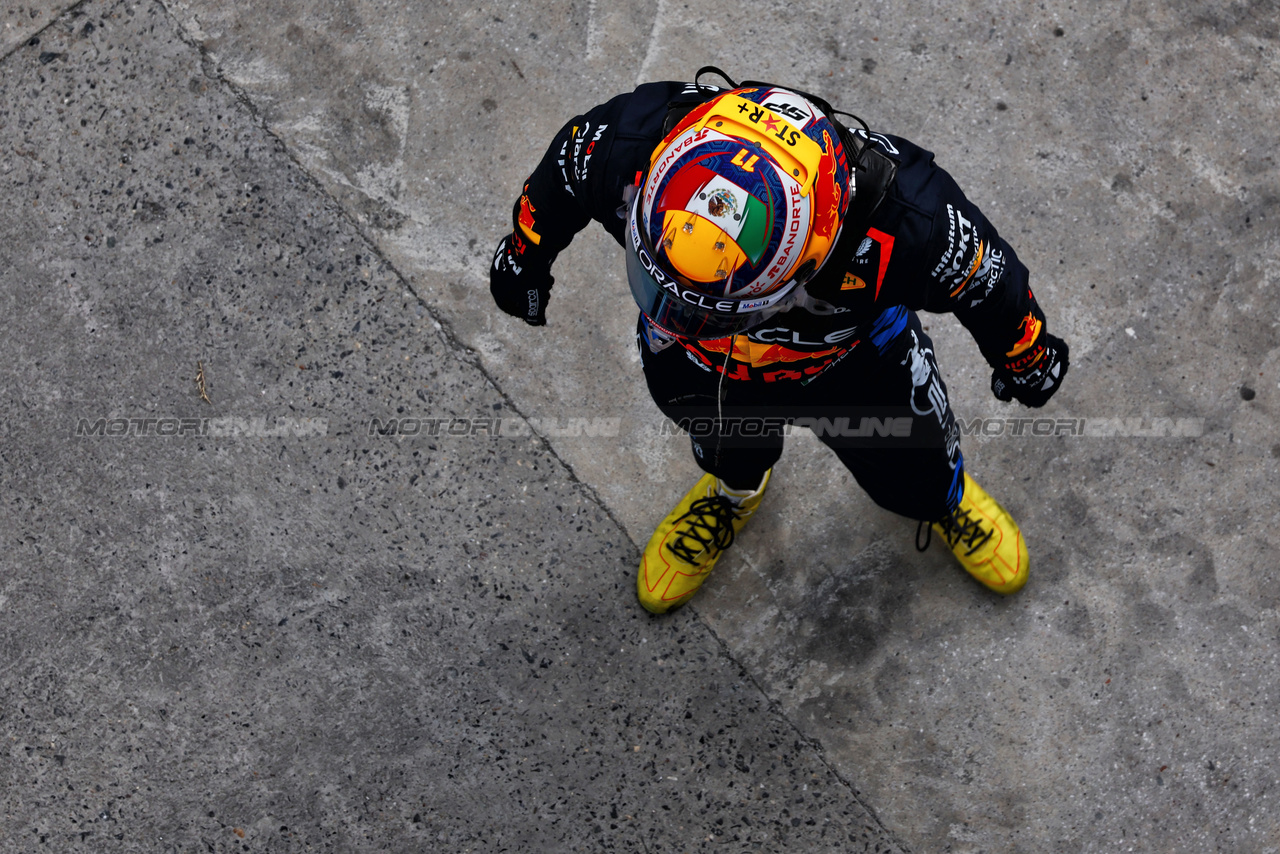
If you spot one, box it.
[811,129,843,244]
[517,191,540,244]
[693,333,845,369]
[1007,312,1043,357]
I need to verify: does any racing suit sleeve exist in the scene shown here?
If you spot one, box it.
[490,93,636,314]
[491,81,696,323]
[913,165,1068,406]
[508,114,602,265]
[489,112,602,322]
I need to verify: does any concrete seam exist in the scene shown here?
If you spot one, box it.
[0,1,93,65]
[152,3,910,848]
[148,0,635,534]
[687,589,913,853]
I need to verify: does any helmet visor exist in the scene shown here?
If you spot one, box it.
[624,202,796,340]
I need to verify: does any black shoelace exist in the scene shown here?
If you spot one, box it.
[916,507,993,556]
[666,496,739,564]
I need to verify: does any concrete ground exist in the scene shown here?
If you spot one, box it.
[1,1,1277,851]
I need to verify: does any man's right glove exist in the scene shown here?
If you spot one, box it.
[991,333,1070,407]
[490,232,552,326]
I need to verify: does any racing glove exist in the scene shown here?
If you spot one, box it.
[991,333,1070,407]
[490,232,552,326]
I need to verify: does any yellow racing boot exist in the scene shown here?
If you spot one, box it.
[637,470,771,614]
[921,471,1029,594]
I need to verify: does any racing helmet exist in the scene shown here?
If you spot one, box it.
[626,84,856,340]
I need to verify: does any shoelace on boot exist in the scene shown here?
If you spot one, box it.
[666,495,739,564]
[915,507,993,556]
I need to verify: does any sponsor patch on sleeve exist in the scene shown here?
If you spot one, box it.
[931,203,1005,304]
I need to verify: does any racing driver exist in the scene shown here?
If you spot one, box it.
[489,69,1069,614]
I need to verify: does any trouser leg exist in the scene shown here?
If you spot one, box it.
[806,307,964,522]
[638,324,781,489]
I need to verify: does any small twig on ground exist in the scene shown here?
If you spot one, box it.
[195,361,212,404]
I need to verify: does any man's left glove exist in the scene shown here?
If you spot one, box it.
[490,233,552,326]
[991,333,1070,407]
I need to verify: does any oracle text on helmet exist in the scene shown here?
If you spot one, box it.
[632,227,739,313]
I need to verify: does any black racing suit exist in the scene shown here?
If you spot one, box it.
[496,81,1058,522]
